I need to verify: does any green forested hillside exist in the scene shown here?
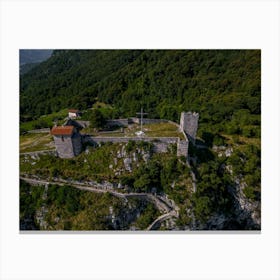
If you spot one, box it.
[20,50,260,131]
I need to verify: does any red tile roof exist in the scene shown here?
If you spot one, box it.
[51,126,74,136]
[68,109,79,113]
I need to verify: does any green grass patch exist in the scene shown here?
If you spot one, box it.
[20,108,68,133]
[84,122,185,139]
[20,132,54,153]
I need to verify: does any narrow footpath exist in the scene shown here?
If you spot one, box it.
[20,176,178,230]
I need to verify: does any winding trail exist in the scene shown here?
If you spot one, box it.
[146,210,178,230]
[20,176,178,230]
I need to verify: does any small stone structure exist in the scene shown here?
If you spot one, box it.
[51,125,82,158]
[51,111,198,159]
[179,112,199,144]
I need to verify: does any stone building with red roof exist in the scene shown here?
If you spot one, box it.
[51,125,82,158]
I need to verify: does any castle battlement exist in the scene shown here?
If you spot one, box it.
[179,112,199,144]
[51,112,198,159]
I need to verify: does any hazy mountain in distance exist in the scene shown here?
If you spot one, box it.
[20,49,53,65]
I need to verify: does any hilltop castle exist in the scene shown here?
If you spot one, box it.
[51,112,199,159]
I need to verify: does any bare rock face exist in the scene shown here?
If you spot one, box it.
[234,179,261,228]
[225,147,233,157]
[132,152,137,162]
[213,145,233,157]
[35,206,48,229]
[205,214,227,230]
[142,153,150,163]
[123,157,132,172]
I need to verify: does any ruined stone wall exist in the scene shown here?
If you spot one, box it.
[27,128,51,133]
[53,135,75,158]
[53,115,191,158]
[106,119,129,127]
[177,140,188,157]
[83,136,190,155]
[107,118,171,126]
[141,118,169,125]
[176,130,189,159]
[152,141,172,153]
[128,118,169,125]
[53,134,188,158]
[83,136,178,153]
[180,112,199,144]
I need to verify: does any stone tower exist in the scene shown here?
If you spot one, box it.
[180,112,199,144]
[51,125,82,158]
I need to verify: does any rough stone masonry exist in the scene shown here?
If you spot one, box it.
[51,112,199,159]
[180,111,199,144]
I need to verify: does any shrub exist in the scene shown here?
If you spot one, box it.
[243,186,256,200]
[213,134,226,146]
[125,140,136,152]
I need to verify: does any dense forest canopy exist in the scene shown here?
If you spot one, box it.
[20,49,260,134]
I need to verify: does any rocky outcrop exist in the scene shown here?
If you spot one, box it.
[231,176,261,229]
[212,145,233,157]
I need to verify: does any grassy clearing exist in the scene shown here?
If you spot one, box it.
[125,122,183,138]
[81,127,124,136]
[84,122,185,139]
[20,133,54,153]
[221,134,261,149]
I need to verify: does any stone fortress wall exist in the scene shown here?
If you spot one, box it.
[177,139,189,157]
[53,112,199,159]
[128,118,169,125]
[106,119,129,127]
[180,112,199,144]
[83,136,180,154]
